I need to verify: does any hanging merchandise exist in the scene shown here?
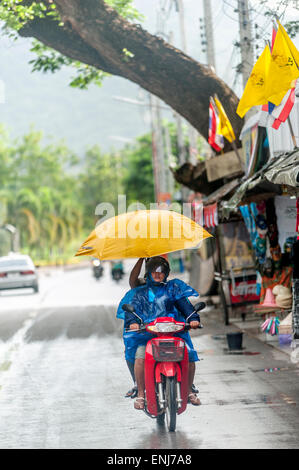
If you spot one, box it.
[239,205,258,249]
[261,316,280,336]
[192,201,204,226]
[203,203,218,228]
[239,202,268,264]
[266,198,279,248]
[256,270,262,296]
[251,201,268,264]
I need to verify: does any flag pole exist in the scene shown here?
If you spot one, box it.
[214,93,245,171]
[287,116,297,148]
[230,139,244,170]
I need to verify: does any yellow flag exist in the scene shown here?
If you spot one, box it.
[214,96,236,142]
[277,20,299,68]
[266,25,299,105]
[236,45,271,118]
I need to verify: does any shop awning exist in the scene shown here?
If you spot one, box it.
[203,178,241,206]
[263,149,299,187]
[221,149,299,218]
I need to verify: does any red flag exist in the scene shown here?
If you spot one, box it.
[271,26,277,52]
[204,203,218,228]
[208,98,224,152]
[271,86,296,129]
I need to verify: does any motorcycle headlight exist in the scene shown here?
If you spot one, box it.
[93,260,100,266]
[147,322,184,333]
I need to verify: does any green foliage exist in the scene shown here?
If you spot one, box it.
[30,41,109,89]
[0,120,204,262]
[283,21,299,39]
[0,1,59,34]
[105,0,144,21]
[78,145,123,227]
[0,126,83,261]
[0,0,142,89]
[122,134,155,207]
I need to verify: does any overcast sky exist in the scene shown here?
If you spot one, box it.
[133,0,299,97]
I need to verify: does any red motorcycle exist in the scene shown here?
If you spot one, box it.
[123,302,204,432]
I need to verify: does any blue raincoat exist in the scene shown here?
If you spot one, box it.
[117,278,200,363]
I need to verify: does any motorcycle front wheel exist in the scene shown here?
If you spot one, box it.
[156,412,165,426]
[165,376,177,432]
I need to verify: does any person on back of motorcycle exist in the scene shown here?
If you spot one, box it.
[123,256,201,410]
[117,273,146,398]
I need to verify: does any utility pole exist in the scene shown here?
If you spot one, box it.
[176,0,188,167]
[155,97,167,195]
[177,0,187,53]
[176,0,199,168]
[202,0,216,72]
[149,94,162,202]
[237,0,254,89]
[163,124,175,196]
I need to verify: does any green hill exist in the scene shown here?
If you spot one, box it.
[0,37,149,156]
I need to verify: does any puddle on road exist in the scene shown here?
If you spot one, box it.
[250,366,293,373]
[219,369,245,374]
[214,392,297,407]
[223,348,261,355]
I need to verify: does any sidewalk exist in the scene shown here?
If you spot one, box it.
[203,304,296,359]
[230,315,295,358]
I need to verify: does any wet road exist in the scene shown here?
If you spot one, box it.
[0,265,299,449]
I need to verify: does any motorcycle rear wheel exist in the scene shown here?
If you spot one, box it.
[165,376,177,432]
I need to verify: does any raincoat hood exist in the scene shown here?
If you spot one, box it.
[146,272,168,287]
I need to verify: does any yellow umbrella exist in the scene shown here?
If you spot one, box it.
[75,210,212,260]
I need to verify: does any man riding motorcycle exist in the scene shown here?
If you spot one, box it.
[111,260,124,280]
[119,256,201,410]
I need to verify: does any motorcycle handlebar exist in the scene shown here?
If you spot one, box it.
[125,322,203,333]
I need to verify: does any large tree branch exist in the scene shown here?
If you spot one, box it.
[19,0,243,143]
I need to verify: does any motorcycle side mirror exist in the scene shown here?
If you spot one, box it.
[193,301,206,312]
[122,303,135,313]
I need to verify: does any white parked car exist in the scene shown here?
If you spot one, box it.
[0,253,39,293]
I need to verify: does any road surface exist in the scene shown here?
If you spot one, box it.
[0,263,298,449]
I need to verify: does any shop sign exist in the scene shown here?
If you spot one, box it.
[230,279,260,304]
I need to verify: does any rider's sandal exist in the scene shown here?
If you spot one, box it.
[191,384,199,394]
[134,397,145,410]
[125,386,137,398]
[188,393,201,406]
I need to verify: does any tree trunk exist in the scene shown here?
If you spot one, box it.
[19,0,243,143]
